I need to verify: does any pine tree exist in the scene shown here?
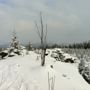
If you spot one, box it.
[9,31,21,55]
[26,42,32,51]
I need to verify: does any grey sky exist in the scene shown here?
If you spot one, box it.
[0,0,90,45]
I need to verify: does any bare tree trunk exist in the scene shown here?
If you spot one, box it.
[41,48,46,66]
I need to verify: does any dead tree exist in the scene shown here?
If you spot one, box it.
[35,13,47,66]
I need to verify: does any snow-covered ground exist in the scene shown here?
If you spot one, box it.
[0,49,90,90]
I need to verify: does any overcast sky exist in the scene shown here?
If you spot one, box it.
[0,0,90,45]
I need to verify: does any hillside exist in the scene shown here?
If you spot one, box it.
[0,49,90,90]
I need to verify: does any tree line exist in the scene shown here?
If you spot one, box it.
[45,40,90,49]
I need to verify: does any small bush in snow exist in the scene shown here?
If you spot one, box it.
[78,58,90,84]
[78,59,86,74]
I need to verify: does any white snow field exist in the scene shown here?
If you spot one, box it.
[0,49,90,90]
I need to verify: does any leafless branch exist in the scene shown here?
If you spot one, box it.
[34,21,41,39]
[40,12,44,40]
[44,24,48,45]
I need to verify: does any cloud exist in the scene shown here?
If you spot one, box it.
[16,20,33,31]
[0,0,90,44]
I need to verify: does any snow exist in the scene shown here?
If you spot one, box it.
[0,49,90,90]
[1,50,8,53]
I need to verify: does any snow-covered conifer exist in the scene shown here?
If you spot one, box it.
[9,31,21,55]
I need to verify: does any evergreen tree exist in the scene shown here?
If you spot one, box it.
[9,31,21,55]
[26,42,32,51]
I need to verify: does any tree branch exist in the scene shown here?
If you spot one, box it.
[34,21,41,39]
[44,24,48,45]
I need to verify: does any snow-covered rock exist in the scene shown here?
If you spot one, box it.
[50,48,77,63]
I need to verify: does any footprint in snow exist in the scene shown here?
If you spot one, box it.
[62,74,71,79]
[62,74,67,77]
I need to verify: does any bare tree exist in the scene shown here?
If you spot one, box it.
[35,12,47,66]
